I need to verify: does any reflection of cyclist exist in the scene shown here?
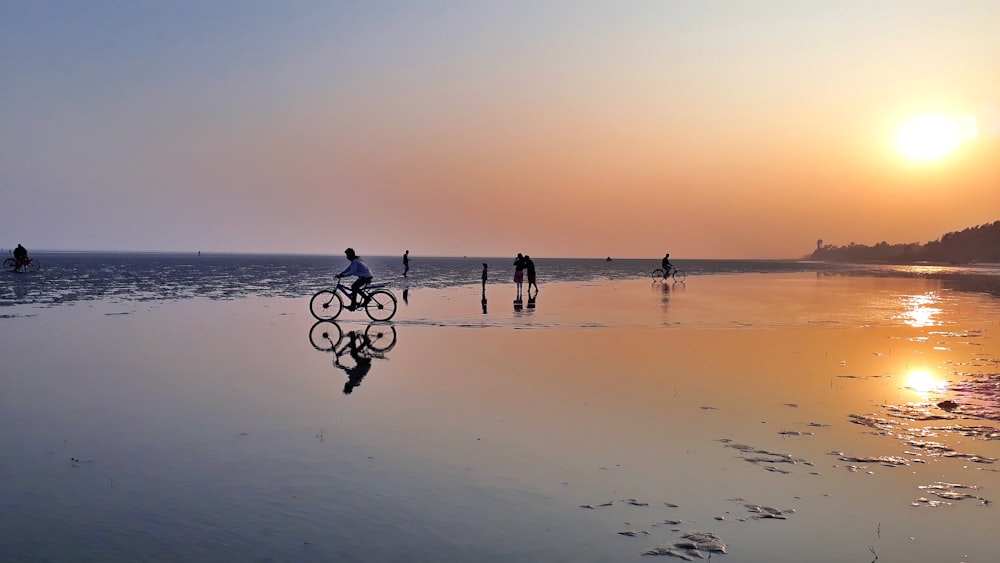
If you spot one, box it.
[661,252,674,277]
[336,248,373,311]
[337,332,372,394]
[13,244,28,268]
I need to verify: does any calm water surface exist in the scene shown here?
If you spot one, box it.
[2,257,999,561]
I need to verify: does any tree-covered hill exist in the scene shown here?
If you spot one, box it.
[808,220,1000,263]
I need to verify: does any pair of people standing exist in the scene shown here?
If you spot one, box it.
[513,253,538,297]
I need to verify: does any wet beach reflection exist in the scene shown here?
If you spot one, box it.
[309,321,397,394]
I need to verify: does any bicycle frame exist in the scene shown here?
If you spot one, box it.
[334,280,390,302]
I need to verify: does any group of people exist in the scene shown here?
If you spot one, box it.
[333,248,545,311]
[513,253,538,297]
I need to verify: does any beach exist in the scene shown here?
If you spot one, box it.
[2,268,999,561]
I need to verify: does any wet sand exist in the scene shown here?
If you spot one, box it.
[2,274,998,561]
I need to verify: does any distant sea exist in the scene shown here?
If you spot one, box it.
[2,252,999,307]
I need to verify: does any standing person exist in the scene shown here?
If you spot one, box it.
[524,255,538,292]
[661,252,674,278]
[402,250,410,277]
[481,263,488,290]
[513,253,526,298]
[336,248,373,311]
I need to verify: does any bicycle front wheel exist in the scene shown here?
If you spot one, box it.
[309,320,343,351]
[672,269,687,282]
[25,260,39,273]
[365,324,397,352]
[364,289,397,321]
[310,290,343,320]
[651,268,665,281]
[2,258,15,273]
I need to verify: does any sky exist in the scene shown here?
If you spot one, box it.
[2,1,998,259]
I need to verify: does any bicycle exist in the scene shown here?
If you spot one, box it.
[651,266,686,282]
[3,257,40,273]
[309,320,398,355]
[310,280,398,322]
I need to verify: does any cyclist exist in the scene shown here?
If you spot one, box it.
[336,247,373,311]
[661,252,674,278]
[13,244,29,270]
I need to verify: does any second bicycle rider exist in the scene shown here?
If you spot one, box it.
[336,247,374,311]
[661,252,674,278]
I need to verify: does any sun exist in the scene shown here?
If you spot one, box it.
[896,113,963,162]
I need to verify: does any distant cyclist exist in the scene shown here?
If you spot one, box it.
[13,244,29,269]
[661,252,674,278]
[336,248,373,311]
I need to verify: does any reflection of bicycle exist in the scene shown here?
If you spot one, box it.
[3,257,40,273]
[651,266,686,282]
[309,320,398,356]
[310,321,396,395]
[310,280,398,321]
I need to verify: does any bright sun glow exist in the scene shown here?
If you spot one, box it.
[906,369,944,394]
[896,114,963,162]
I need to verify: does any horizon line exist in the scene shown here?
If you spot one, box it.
[8,248,810,261]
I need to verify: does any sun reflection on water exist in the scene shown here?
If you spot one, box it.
[898,293,942,327]
[904,369,946,396]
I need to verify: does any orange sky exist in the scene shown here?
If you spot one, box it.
[2,2,998,258]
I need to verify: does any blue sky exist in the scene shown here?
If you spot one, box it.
[3,1,998,257]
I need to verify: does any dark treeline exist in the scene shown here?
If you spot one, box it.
[807,220,1000,264]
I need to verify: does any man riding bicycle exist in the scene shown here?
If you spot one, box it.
[336,248,373,311]
[661,252,674,278]
[13,244,29,269]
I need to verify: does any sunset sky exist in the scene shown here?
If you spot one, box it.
[2,1,998,258]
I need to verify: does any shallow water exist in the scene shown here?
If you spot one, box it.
[2,271,998,561]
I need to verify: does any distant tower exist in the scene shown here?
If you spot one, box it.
[816,239,823,251]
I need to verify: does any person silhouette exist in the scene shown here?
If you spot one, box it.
[13,243,29,270]
[336,330,372,394]
[513,253,525,299]
[481,262,488,290]
[403,250,410,277]
[336,248,373,311]
[524,255,538,292]
[661,252,674,278]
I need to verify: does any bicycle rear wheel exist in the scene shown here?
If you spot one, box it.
[310,290,343,320]
[364,324,397,352]
[2,258,15,273]
[651,268,665,281]
[309,320,343,351]
[364,289,397,321]
[672,269,687,282]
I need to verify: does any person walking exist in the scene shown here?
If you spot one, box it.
[481,262,488,290]
[403,250,410,277]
